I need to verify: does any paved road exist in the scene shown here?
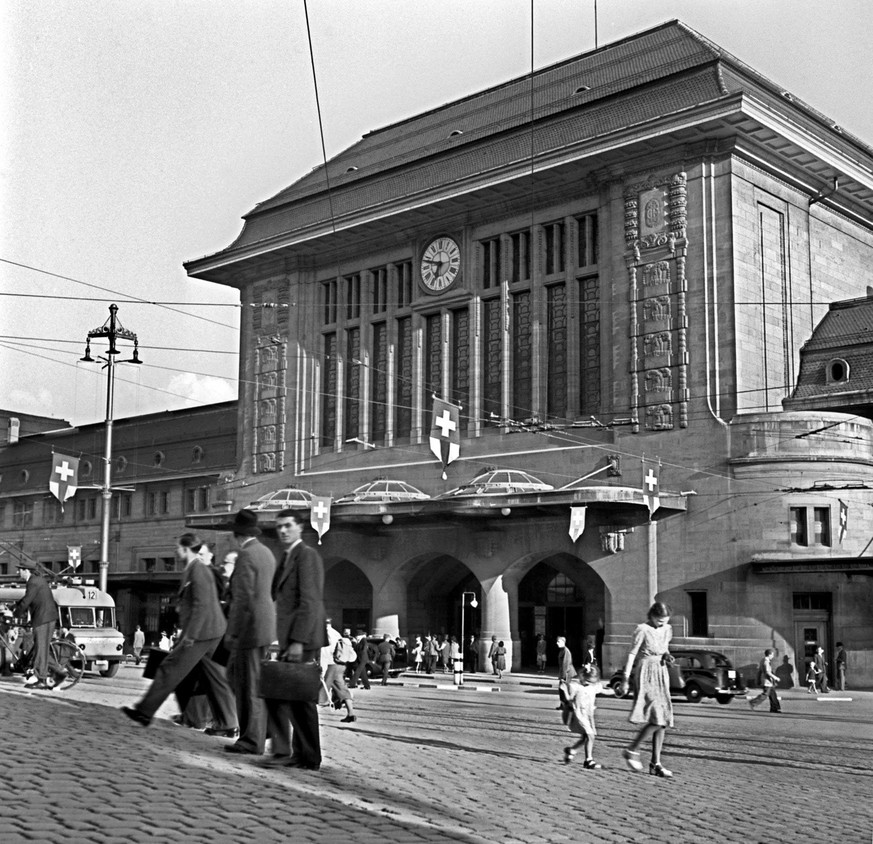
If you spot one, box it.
[1,668,871,843]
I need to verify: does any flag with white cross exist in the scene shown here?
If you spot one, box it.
[310,496,332,545]
[641,459,660,516]
[49,452,80,511]
[429,397,461,480]
[568,506,587,542]
[838,499,848,543]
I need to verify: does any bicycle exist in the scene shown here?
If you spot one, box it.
[0,619,85,689]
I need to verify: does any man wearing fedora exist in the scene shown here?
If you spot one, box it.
[223,509,277,755]
[14,560,65,690]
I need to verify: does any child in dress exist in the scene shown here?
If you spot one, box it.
[806,660,818,693]
[561,664,604,769]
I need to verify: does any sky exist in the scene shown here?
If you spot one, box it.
[2,0,872,426]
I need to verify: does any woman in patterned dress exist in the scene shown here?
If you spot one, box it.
[618,601,675,778]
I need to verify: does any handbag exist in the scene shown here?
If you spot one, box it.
[258,659,322,702]
[143,649,167,679]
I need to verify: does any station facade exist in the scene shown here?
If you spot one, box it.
[185,22,873,683]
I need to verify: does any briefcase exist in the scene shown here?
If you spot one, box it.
[258,659,321,702]
[142,649,167,679]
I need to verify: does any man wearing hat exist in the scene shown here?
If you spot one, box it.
[223,509,277,756]
[14,561,64,689]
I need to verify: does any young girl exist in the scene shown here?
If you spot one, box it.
[561,664,604,769]
[806,660,818,693]
[412,636,423,673]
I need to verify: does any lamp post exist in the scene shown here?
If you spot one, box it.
[459,591,478,686]
[80,304,142,592]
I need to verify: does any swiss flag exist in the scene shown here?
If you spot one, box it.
[429,397,460,480]
[50,453,80,511]
[642,459,660,516]
[310,496,332,545]
[568,506,587,542]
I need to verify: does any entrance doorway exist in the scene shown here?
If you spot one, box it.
[793,592,832,687]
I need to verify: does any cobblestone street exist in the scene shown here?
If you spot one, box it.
[2,668,871,843]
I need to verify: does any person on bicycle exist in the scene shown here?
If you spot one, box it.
[14,561,65,690]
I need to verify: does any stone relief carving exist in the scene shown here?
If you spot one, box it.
[642,262,670,287]
[646,404,674,430]
[642,296,670,322]
[643,333,671,359]
[599,526,632,554]
[644,368,672,394]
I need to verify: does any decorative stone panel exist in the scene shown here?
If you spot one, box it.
[624,171,689,431]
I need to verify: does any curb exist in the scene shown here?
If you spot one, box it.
[389,682,501,691]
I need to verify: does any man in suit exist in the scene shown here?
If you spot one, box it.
[224,509,276,756]
[122,533,237,732]
[263,509,327,770]
[351,632,374,690]
[813,645,830,694]
[748,647,782,713]
[14,561,64,690]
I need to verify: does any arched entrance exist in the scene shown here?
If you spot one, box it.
[405,554,480,640]
[324,559,372,634]
[517,555,605,669]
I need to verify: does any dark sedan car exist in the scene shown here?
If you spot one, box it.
[610,648,746,704]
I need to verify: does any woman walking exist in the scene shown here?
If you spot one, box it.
[618,601,675,778]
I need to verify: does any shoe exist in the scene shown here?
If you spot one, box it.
[24,675,40,687]
[341,715,357,723]
[284,758,320,771]
[583,759,602,770]
[204,727,239,739]
[623,749,643,772]
[121,706,151,727]
[770,709,782,714]
[30,680,53,690]
[649,762,673,778]
[563,747,576,765]
[224,743,259,755]
[257,754,292,768]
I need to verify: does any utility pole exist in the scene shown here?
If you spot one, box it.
[80,304,142,592]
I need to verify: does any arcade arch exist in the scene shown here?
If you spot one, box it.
[324,558,373,634]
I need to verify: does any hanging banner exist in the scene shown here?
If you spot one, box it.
[310,496,332,545]
[49,453,80,511]
[67,546,82,570]
[641,459,660,516]
[568,506,587,542]
[429,397,460,480]
[839,499,848,543]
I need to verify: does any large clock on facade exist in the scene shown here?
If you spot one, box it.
[420,236,461,292]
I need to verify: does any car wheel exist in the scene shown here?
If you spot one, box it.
[715,693,733,705]
[610,678,624,696]
[684,682,703,703]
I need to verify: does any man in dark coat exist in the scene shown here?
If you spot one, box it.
[122,534,237,730]
[263,509,327,770]
[376,634,395,686]
[351,633,374,690]
[15,561,64,689]
[224,509,276,755]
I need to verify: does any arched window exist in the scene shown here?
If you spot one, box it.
[114,455,127,472]
[153,451,165,467]
[546,573,578,603]
[192,446,204,464]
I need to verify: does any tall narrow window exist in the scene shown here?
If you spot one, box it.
[813,507,831,546]
[450,307,470,425]
[395,316,413,440]
[687,591,708,637]
[577,213,598,268]
[321,333,338,448]
[512,292,532,422]
[579,276,601,416]
[546,283,567,419]
[344,328,361,441]
[481,237,502,289]
[424,313,442,403]
[372,267,388,314]
[322,280,337,324]
[545,221,565,275]
[511,230,531,283]
[370,323,388,444]
[345,273,361,320]
[482,299,502,424]
[396,261,413,309]
[790,506,808,546]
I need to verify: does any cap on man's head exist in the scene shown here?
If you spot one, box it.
[16,559,37,571]
[232,508,261,537]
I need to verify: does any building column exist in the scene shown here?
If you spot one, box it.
[479,574,518,673]
[371,571,407,639]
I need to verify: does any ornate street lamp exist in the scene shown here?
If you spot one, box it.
[80,304,142,592]
[459,591,479,685]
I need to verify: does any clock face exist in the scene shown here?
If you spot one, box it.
[420,236,461,292]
